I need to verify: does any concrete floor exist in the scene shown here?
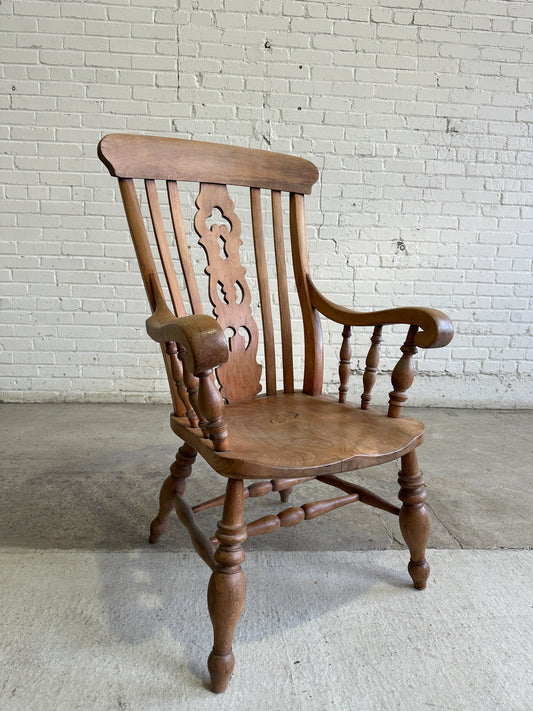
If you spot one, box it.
[1,404,531,552]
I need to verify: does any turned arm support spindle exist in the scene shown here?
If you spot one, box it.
[338,325,352,403]
[165,340,199,428]
[197,368,229,451]
[388,325,418,418]
[361,325,382,410]
[176,342,209,437]
[307,276,453,415]
[146,275,230,451]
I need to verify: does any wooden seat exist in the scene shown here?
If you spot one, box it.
[171,393,425,479]
[98,133,454,694]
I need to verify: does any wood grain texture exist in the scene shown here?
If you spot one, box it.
[174,492,216,570]
[338,325,352,403]
[271,190,294,393]
[361,325,382,410]
[165,340,198,428]
[192,476,314,513]
[251,187,276,395]
[208,478,247,693]
[245,493,359,537]
[176,341,209,436]
[197,369,229,452]
[302,493,359,519]
[398,450,431,590]
[98,133,319,194]
[388,325,418,418]
[149,443,196,544]
[318,474,400,516]
[118,178,159,310]
[279,486,293,503]
[271,476,315,491]
[167,180,203,315]
[145,179,186,317]
[307,276,454,349]
[290,193,324,394]
[195,182,262,403]
[116,179,185,416]
[145,281,229,376]
[170,392,425,479]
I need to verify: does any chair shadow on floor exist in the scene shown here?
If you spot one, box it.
[2,443,410,553]
[95,545,410,693]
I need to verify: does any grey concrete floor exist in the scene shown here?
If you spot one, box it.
[0,404,531,552]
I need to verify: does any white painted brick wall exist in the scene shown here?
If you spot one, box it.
[1,0,532,407]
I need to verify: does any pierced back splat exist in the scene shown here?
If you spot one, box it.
[195,182,262,404]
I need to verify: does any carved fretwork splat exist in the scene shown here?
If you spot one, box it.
[195,183,262,403]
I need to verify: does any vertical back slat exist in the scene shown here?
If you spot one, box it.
[250,187,276,395]
[271,190,294,393]
[119,178,159,310]
[145,179,186,317]
[289,192,324,395]
[167,180,204,315]
[118,178,183,416]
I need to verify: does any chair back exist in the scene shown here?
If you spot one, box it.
[98,134,322,406]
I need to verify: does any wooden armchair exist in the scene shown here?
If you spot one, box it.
[97,134,454,693]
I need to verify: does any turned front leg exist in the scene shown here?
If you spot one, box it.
[149,443,197,544]
[398,449,431,590]
[208,478,247,693]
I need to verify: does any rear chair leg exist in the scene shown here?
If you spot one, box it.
[279,485,293,503]
[149,443,197,544]
[208,478,247,693]
[398,449,431,590]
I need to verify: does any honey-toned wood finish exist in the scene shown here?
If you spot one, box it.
[207,478,247,693]
[169,393,425,479]
[98,133,318,193]
[271,189,294,393]
[195,182,262,403]
[398,450,431,590]
[361,325,382,410]
[149,443,197,544]
[98,133,454,694]
[388,325,419,418]
[338,325,352,403]
[307,277,453,349]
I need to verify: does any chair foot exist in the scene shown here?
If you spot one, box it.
[398,450,431,590]
[207,479,247,693]
[149,516,169,544]
[208,650,235,693]
[149,443,196,544]
[207,564,246,693]
[408,559,430,590]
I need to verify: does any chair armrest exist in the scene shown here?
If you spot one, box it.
[146,301,229,375]
[307,277,453,349]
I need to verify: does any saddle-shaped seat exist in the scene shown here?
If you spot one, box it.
[171,393,425,479]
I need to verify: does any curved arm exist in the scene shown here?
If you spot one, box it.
[307,277,453,349]
[146,300,229,375]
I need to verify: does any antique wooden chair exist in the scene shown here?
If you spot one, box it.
[97,134,454,693]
